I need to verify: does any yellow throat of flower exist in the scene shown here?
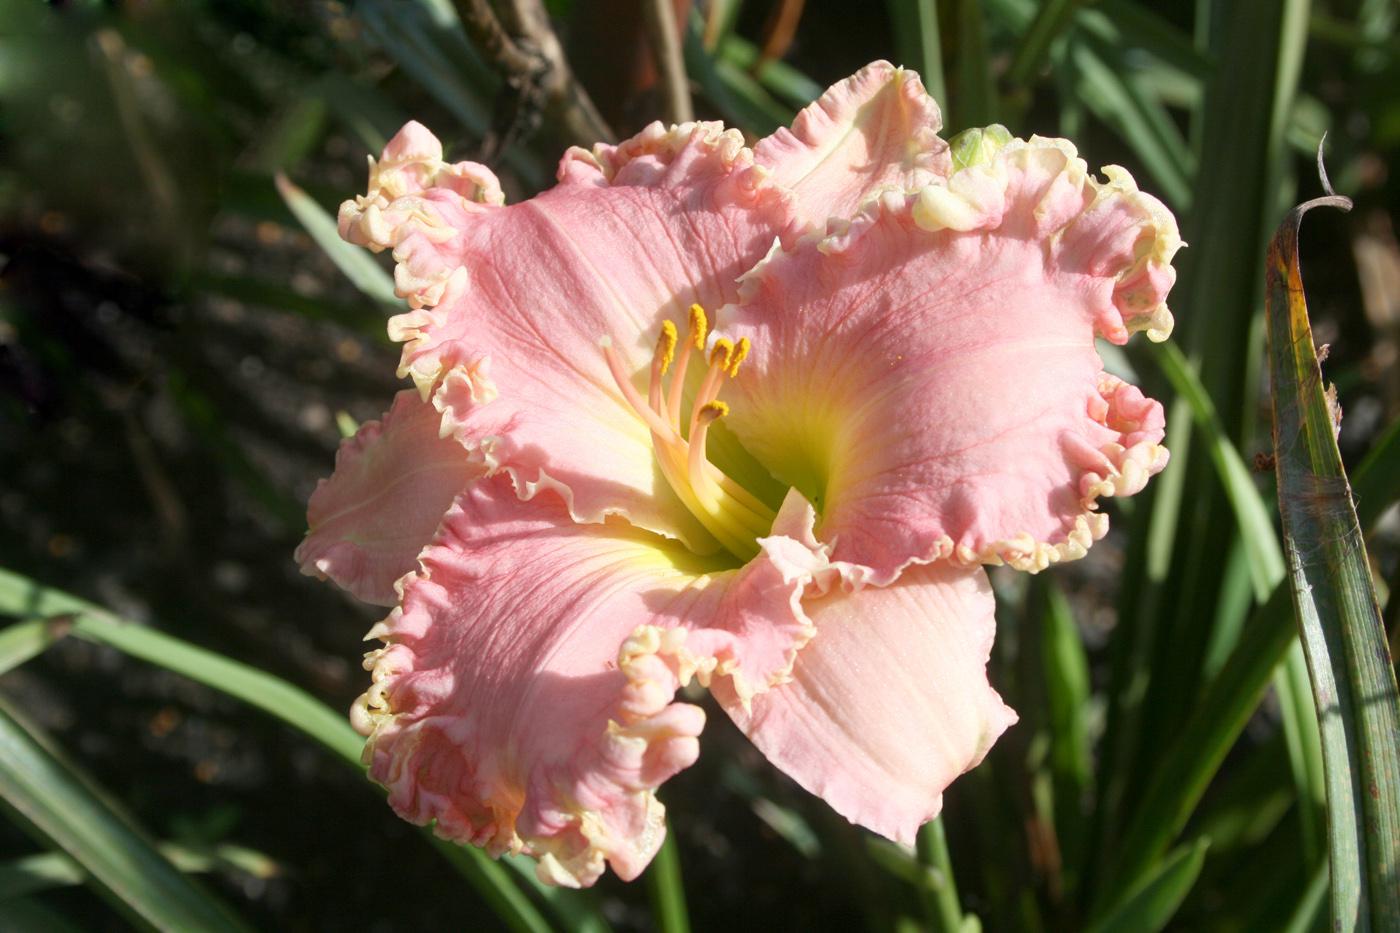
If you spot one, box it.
[601,305,776,561]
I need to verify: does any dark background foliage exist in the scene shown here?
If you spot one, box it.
[1,0,1398,930]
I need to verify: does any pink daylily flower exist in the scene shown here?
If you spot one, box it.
[296,62,1181,887]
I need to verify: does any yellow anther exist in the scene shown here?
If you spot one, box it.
[689,304,708,350]
[656,320,678,374]
[709,338,735,371]
[699,400,729,421]
[727,337,750,378]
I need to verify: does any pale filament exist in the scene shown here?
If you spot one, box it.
[601,305,776,560]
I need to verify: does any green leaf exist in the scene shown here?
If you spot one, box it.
[0,698,251,932]
[1088,838,1208,933]
[1007,0,1086,90]
[273,172,400,310]
[1088,1,1210,80]
[1062,37,1193,210]
[0,843,279,900]
[0,618,70,676]
[886,0,947,104]
[1041,583,1091,793]
[1352,414,1400,533]
[1274,643,1326,862]
[714,35,822,108]
[0,897,87,933]
[1265,192,1400,929]
[1149,339,1285,600]
[1094,585,1294,914]
[353,0,546,187]
[951,0,995,131]
[684,16,791,135]
[1280,858,1330,933]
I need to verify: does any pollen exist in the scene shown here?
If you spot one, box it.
[709,338,735,371]
[656,320,678,374]
[727,338,750,378]
[700,400,729,420]
[688,304,708,350]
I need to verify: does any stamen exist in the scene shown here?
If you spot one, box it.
[651,321,678,414]
[666,305,709,428]
[655,321,678,375]
[727,337,750,378]
[601,337,675,439]
[709,338,735,372]
[600,310,777,562]
[688,304,708,349]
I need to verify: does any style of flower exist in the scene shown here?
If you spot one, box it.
[296,61,1181,887]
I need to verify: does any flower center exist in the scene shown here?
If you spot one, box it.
[601,305,776,561]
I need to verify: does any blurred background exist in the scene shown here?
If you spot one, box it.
[1,0,1398,930]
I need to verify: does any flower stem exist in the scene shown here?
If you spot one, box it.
[917,817,964,933]
[646,822,691,933]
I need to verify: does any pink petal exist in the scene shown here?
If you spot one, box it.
[721,562,1016,844]
[724,136,1182,581]
[355,478,835,886]
[755,61,951,236]
[339,121,506,309]
[295,390,476,606]
[340,121,791,551]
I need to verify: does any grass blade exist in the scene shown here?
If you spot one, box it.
[886,0,947,104]
[0,843,279,900]
[1351,414,1400,532]
[1149,339,1285,599]
[1040,580,1091,896]
[715,35,822,108]
[1093,585,1294,915]
[1088,837,1209,933]
[1007,0,1086,90]
[0,898,87,933]
[0,618,70,675]
[951,0,995,131]
[0,697,250,932]
[273,172,399,310]
[1063,37,1193,210]
[1265,192,1400,928]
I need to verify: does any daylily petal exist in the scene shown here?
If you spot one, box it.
[355,477,834,886]
[295,390,476,606]
[724,134,1181,580]
[339,121,506,309]
[754,60,951,235]
[721,561,1016,844]
[339,120,791,551]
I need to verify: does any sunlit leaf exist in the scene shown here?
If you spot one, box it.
[0,698,251,932]
[1265,190,1400,929]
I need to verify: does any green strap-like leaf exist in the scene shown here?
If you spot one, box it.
[885,0,947,104]
[1265,193,1400,930]
[273,172,400,310]
[1093,586,1294,913]
[0,843,279,900]
[1087,838,1209,933]
[0,698,251,932]
[0,618,70,676]
[1352,415,1400,533]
